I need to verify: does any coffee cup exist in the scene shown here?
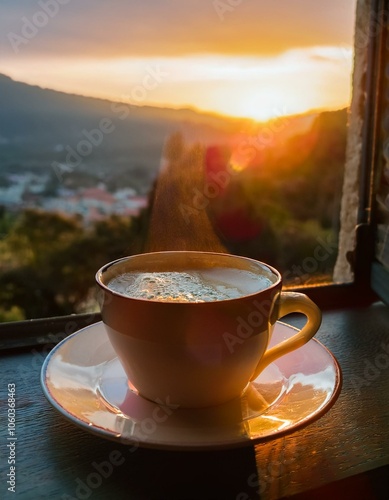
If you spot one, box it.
[96,251,321,408]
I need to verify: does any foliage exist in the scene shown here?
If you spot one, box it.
[0,205,17,238]
[0,306,25,322]
[0,209,146,320]
[204,110,346,277]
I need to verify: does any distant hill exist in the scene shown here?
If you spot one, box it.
[0,73,248,171]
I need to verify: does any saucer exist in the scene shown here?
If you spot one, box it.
[41,321,341,450]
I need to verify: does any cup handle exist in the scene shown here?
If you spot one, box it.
[250,291,322,381]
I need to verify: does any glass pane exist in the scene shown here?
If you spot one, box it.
[0,0,356,321]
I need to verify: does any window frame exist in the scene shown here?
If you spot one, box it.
[297,0,385,309]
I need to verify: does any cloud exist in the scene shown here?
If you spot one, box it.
[1,0,356,59]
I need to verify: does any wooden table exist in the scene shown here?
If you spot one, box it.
[1,303,388,499]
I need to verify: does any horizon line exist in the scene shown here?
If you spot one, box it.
[0,71,348,124]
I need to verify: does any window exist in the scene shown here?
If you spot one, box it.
[1,0,380,325]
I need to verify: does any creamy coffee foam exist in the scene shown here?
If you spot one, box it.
[107,268,273,302]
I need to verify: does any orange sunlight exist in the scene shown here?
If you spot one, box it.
[0,46,353,122]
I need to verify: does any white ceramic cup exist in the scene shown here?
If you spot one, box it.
[96,251,321,408]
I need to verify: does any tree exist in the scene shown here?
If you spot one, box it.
[0,209,146,320]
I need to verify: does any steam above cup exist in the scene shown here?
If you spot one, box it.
[96,251,321,408]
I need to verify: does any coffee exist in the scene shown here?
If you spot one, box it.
[107,268,273,303]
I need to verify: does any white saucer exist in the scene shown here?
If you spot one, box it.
[41,321,341,450]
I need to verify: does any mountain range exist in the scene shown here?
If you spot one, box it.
[0,73,319,175]
[0,73,245,171]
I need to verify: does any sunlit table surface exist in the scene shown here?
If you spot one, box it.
[0,303,388,500]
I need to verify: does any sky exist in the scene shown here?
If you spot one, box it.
[0,0,357,121]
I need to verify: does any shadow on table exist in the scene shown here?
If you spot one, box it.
[45,416,261,500]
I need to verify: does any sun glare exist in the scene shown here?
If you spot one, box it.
[0,46,353,122]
